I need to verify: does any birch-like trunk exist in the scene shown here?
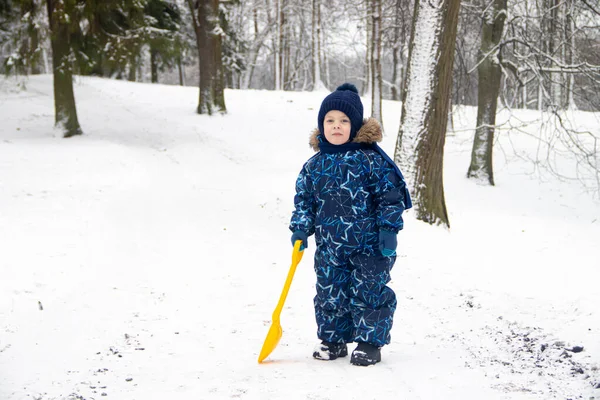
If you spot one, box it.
[364,0,372,97]
[522,71,527,109]
[323,24,330,89]
[467,0,507,186]
[279,0,287,90]
[370,0,383,126]
[548,0,562,108]
[394,0,461,228]
[538,80,543,111]
[274,0,281,90]
[565,0,577,110]
[390,0,403,101]
[312,0,326,91]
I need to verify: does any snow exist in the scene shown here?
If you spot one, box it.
[1,75,600,400]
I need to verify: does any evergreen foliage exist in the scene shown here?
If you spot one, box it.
[219,0,246,88]
[144,0,184,82]
[71,0,148,78]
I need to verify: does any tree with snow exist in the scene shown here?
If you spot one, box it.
[145,0,184,84]
[43,0,149,137]
[394,0,462,228]
[2,0,46,75]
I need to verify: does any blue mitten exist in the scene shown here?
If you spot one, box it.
[291,230,308,251]
[378,230,397,257]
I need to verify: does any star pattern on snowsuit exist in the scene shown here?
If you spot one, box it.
[290,149,408,347]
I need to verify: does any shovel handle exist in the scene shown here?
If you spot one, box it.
[271,240,304,322]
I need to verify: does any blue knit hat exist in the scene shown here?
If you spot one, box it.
[318,83,364,142]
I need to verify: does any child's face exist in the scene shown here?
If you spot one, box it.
[323,110,351,145]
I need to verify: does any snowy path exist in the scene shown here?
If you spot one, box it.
[1,76,599,400]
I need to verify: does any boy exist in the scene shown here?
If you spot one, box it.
[289,83,411,366]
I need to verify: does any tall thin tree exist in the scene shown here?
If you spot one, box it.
[364,0,372,96]
[311,0,325,90]
[370,0,383,126]
[390,0,405,101]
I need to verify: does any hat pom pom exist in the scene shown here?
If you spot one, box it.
[336,83,359,94]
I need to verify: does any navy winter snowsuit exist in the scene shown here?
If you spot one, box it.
[290,118,411,347]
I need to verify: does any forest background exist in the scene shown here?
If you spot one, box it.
[2,0,599,226]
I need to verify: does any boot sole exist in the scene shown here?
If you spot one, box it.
[350,357,380,366]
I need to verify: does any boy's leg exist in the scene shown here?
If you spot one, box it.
[348,252,397,347]
[313,248,353,344]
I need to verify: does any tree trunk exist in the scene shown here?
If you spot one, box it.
[565,0,576,110]
[150,46,159,83]
[128,52,137,82]
[390,0,403,101]
[323,33,330,89]
[241,6,273,90]
[46,0,82,138]
[394,0,461,228]
[364,0,372,96]
[280,0,286,90]
[19,0,42,74]
[548,0,562,108]
[212,3,226,111]
[27,0,42,74]
[30,24,42,74]
[311,0,325,90]
[274,0,281,90]
[42,47,50,74]
[190,0,227,115]
[370,0,383,126]
[521,71,527,109]
[178,57,185,86]
[467,0,507,185]
[538,79,543,110]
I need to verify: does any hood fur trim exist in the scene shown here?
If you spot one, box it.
[309,118,382,152]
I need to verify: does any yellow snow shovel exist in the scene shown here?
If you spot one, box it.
[258,240,304,363]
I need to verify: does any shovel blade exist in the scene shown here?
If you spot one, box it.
[257,241,303,364]
[258,322,282,363]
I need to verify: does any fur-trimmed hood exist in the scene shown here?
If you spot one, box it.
[309,117,382,152]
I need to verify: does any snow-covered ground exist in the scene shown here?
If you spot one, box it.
[1,75,599,400]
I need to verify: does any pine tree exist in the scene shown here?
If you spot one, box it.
[219,0,246,89]
[145,0,184,83]
[44,0,149,137]
[1,0,47,75]
[72,1,148,78]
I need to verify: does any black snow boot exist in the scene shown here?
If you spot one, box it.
[350,342,381,366]
[313,341,348,361]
